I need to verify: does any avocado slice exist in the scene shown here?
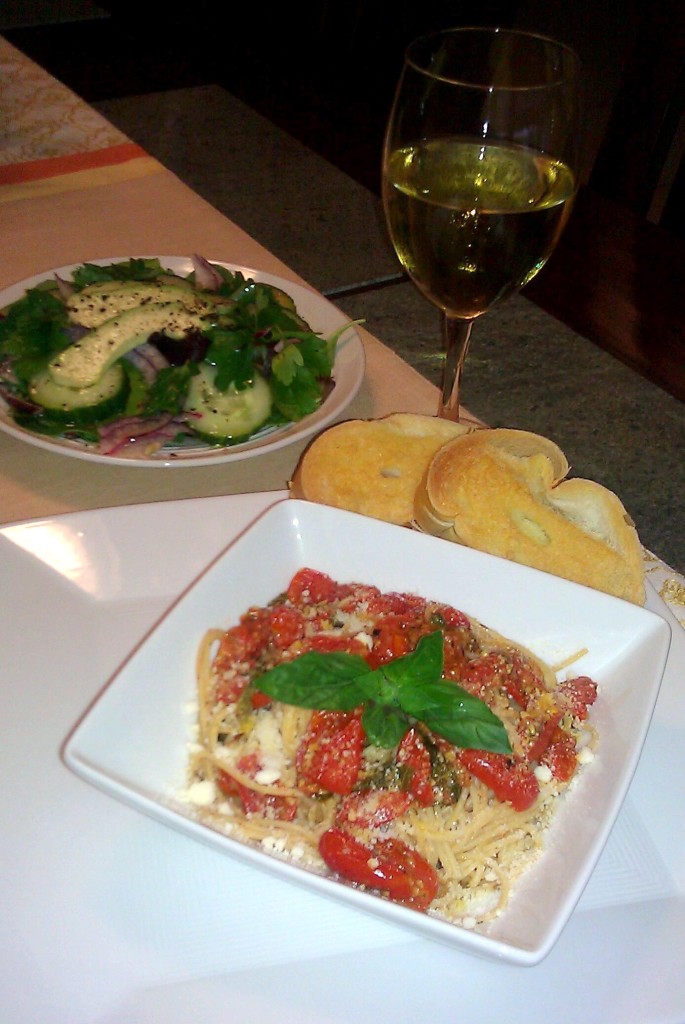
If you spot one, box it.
[49,301,212,389]
[66,279,220,328]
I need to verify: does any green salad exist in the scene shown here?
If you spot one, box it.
[0,255,355,457]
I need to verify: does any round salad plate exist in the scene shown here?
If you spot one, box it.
[0,256,366,467]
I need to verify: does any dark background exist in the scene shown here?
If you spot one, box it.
[3,0,684,236]
[3,0,685,402]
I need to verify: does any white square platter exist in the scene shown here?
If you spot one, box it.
[62,496,672,966]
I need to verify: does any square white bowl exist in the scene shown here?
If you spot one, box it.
[63,498,671,965]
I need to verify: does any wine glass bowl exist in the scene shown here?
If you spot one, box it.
[382,27,582,419]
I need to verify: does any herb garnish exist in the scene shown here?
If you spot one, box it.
[253,630,512,754]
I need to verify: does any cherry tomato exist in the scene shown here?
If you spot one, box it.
[215,623,253,669]
[213,619,266,703]
[249,689,272,709]
[502,653,545,708]
[335,789,412,829]
[287,568,339,606]
[539,726,578,782]
[558,676,598,721]
[518,710,562,762]
[436,604,471,631]
[365,591,427,618]
[296,711,365,795]
[268,605,306,648]
[457,749,539,811]
[216,754,298,821]
[460,652,512,696]
[336,583,382,613]
[396,727,434,807]
[319,828,439,910]
[367,615,414,668]
[441,628,471,679]
[300,634,370,656]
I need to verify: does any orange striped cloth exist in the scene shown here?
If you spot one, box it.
[0,141,163,203]
[0,37,164,203]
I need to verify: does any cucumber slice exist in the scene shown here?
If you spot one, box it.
[184,364,273,443]
[28,363,128,425]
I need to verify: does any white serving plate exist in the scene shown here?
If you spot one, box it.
[61,497,671,966]
[0,257,365,466]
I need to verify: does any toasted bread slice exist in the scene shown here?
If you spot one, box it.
[290,413,474,526]
[414,428,645,604]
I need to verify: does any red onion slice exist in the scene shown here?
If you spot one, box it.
[54,274,75,300]
[123,342,169,382]
[97,413,180,456]
[191,254,223,291]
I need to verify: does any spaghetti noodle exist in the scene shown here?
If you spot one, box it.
[179,567,598,924]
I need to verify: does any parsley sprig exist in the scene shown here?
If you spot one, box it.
[253,630,512,753]
[0,287,70,384]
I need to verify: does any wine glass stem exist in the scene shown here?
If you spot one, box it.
[440,313,473,420]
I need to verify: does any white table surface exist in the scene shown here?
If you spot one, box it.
[2,491,684,1024]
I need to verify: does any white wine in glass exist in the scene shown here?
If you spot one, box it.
[382,27,582,419]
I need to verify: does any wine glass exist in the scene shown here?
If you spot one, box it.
[382,27,582,420]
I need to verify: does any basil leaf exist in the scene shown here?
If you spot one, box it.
[253,651,367,709]
[362,702,410,748]
[356,631,444,709]
[403,680,512,755]
[453,719,512,755]
[381,629,444,690]
[250,627,510,756]
[353,666,398,706]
